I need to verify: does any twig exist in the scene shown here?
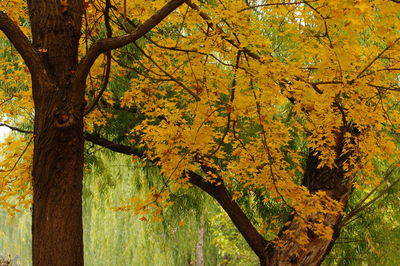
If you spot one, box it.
[84,0,113,116]
[0,123,33,134]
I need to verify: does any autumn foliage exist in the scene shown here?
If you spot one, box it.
[1,0,400,265]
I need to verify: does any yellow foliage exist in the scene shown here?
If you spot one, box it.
[2,0,400,246]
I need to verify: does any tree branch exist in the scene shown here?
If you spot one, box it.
[188,171,269,258]
[239,1,312,12]
[113,13,244,69]
[0,123,33,134]
[356,37,400,79]
[76,0,187,83]
[84,0,113,116]
[134,43,200,101]
[185,1,262,62]
[342,174,400,226]
[0,12,44,77]
[1,127,148,158]
[83,132,269,259]
[83,133,143,157]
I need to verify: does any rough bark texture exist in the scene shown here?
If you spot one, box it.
[21,1,186,265]
[27,1,85,265]
[262,133,353,266]
[1,0,352,264]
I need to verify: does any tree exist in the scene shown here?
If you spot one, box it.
[0,0,400,265]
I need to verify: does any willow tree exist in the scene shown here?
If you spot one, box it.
[1,0,400,265]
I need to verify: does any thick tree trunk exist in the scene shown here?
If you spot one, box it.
[262,214,345,266]
[27,1,84,265]
[189,141,353,266]
[189,130,353,265]
[262,136,353,265]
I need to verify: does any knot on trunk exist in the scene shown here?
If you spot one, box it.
[54,109,74,128]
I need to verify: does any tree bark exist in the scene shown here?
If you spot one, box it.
[262,135,353,266]
[188,172,269,259]
[12,0,354,263]
[23,1,186,265]
[27,1,85,265]
[195,215,205,266]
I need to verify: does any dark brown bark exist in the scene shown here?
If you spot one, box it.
[27,1,85,265]
[0,0,354,263]
[84,133,143,156]
[188,172,269,259]
[0,0,188,265]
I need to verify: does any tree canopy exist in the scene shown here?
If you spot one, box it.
[0,0,400,265]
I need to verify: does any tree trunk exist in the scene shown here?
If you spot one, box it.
[27,1,85,265]
[262,134,353,265]
[195,216,205,266]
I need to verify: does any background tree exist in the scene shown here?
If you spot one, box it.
[1,0,400,265]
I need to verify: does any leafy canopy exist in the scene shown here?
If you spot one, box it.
[1,0,400,246]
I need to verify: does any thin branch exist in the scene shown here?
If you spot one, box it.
[134,44,201,101]
[114,49,175,78]
[1,137,33,178]
[348,166,396,216]
[111,54,173,81]
[342,167,400,226]
[186,1,262,62]
[253,88,294,212]
[84,0,113,116]
[303,0,343,78]
[146,36,240,67]
[356,37,400,79]
[84,53,111,116]
[83,133,144,157]
[357,67,400,79]
[239,1,311,12]
[0,123,33,134]
[76,0,187,83]
[367,83,400,92]
[123,0,127,27]
[208,51,241,157]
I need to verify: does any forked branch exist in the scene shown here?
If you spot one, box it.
[76,0,187,83]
